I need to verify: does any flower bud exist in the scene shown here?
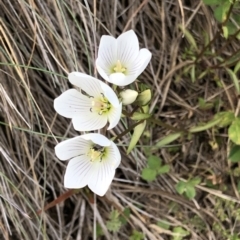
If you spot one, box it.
[119,89,138,105]
[135,89,151,106]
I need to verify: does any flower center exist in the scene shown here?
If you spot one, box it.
[88,145,105,162]
[113,60,126,73]
[90,94,111,115]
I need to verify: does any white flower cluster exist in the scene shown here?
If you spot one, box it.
[54,30,151,196]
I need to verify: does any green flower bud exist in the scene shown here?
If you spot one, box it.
[135,89,151,106]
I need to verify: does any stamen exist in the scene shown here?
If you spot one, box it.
[113,60,126,73]
[88,145,105,162]
[89,94,111,115]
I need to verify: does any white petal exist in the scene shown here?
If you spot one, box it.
[88,161,116,196]
[96,65,110,81]
[55,136,90,161]
[69,72,102,97]
[99,81,119,107]
[108,142,121,168]
[96,35,117,76]
[128,48,152,76]
[72,112,108,131]
[107,103,122,130]
[54,89,91,118]
[109,73,135,86]
[81,133,111,147]
[117,30,139,66]
[64,156,92,189]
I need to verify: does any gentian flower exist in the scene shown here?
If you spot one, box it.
[54,72,122,131]
[55,133,121,196]
[96,30,152,86]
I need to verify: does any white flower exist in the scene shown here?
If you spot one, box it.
[96,30,152,86]
[119,89,138,105]
[54,72,122,131]
[55,133,121,196]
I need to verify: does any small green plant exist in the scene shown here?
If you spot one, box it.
[141,155,170,181]
[119,207,131,225]
[96,224,104,237]
[106,208,131,233]
[198,97,214,110]
[175,177,201,199]
[106,210,122,232]
[129,230,144,240]
[203,0,240,39]
[189,111,240,161]
[172,227,190,240]
[213,198,240,239]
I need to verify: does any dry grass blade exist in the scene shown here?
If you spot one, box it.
[1,0,240,239]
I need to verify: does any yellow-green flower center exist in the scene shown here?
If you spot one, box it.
[88,145,106,162]
[90,94,111,115]
[113,60,126,73]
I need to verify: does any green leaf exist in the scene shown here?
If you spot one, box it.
[188,177,201,186]
[190,64,196,82]
[96,224,104,237]
[147,155,161,169]
[213,111,235,128]
[131,112,152,120]
[157,220,170,230]
[127,120,146,154]
[141,168,157,181]
[106,219,121,232]
[158,165,170,174]
[189,117,221,132]
[226,21,238,35]
[155,132,182,148]
[229,118,240,145]
[234,61,240,74]
[222,25,229,39]
[198,97,214,110]
[202,0,223,5]
[185,186,196,199]
[198,69,208,79]
[226,68,240,94]
[119,208,131,225]
[129,230,144,240]
[173,227,190,240]
[214,3,231,23]
[109,209,119,219]
[138,83,150,92]
[228,145,240,162]
[106,210,122,232]
[175,181,186,194]
[179,25,197,50]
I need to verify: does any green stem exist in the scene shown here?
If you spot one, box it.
[149,118,187,133]
[217,48,240,68]
[214,28,240,58]
[113,120,145,141]
[194,0,236,64]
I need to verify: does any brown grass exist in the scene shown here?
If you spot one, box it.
[1,0,240,239]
